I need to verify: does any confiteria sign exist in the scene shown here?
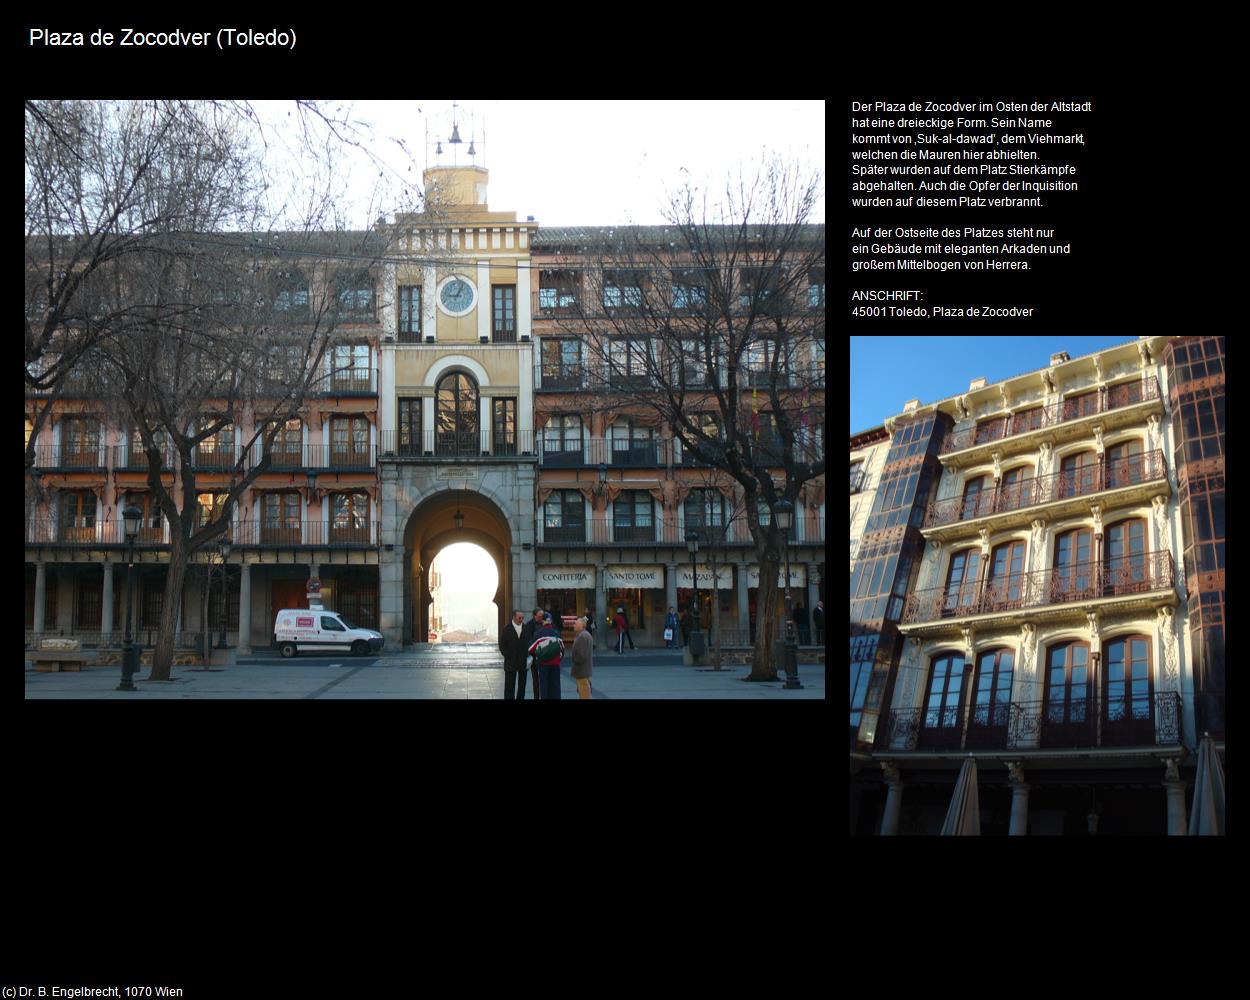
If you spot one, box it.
[537,567,595,588]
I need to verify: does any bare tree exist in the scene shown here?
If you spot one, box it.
[26,99,429,680]
[549,157,825,680]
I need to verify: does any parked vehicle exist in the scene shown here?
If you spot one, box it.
[273,609,384,658]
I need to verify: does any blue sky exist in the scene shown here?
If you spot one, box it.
[849,336,1141,434]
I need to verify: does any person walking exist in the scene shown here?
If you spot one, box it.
[521,607,545,699]
[528,612,565,700]
[812,599,825,645]
[679,606,691,647]
[585,604,597,646]
[620,606,636,651]
[571,616,594,699]
[500,609,529,699]
[613,607,628,654]
[793,601,810,646]
[664,606,679,648]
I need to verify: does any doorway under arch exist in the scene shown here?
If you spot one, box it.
[401,489,513,645]
[428,542,499,643]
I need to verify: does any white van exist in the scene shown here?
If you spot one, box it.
[273,609,384,658]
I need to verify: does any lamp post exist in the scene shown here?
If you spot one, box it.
[118,504,142,691]
[216,538,232,648]
[774,500,802,689]
[685,530,704,662]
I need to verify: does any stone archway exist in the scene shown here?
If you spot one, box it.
[398,488,516,646]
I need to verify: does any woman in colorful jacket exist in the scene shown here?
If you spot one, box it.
[528,612,565,700]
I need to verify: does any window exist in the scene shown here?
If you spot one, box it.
[268,419,303,468]
[682,413,722,466]
[60,491,97,542]
[1105,519,1148,593]
[969,649,1015,740]
[807,268,826,308]
[678,339,708,387]
[1043,642,1091,746]
[997,465,1033,512]
[1059,450,1099,499]
[542,415,583,466]
[744,337,787,387]
[321,615,346,632]
[738,266,780,310]
[398,286,421,341]
[613,491,654,542]
[336,272,375,320]
[752,412,785,465]
[544,490,585,543]
[492,285,516,342]
[435,372,479,456]
[850,461,864,494]
[25,418,34,450]
[1010,406,1045,435]
[758,499,795,540]
[398,398,422,456]
[684,489,725,532]
[330,492,370,544]
[539,270,579,311]
[330,415,371,467]
[1105,439,1145,489]
[672,270,708,310]
[196,493,229,529]
[1052,527,1094,600]
[943,549,981,616]
[1062,390,1100,421]
[919,652,967,748]
[331,344,371,392]
[960,475,990,520]
[608,338,652,386]
[541,339,583,388]
[984,539,1027,611]
[974,417,1006,445]
[493,397,517,455]
[850,660,872,729]
[270,271,310,320]
[262,492,302,544]
[603,270,642,310]
[76,575,102,629]
[610,419,655,466]
[125,492,164,544]
[1103,636,1154,744]
[812,342,825,385]
[61,417,100,468]
[196,423,235,470]
[139,576,165,630]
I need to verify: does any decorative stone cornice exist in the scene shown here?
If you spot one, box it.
[1005,761,1027,786]
[1161,758,1181,784]
[1138,339,1154,367]
[961,626,976,660]
[881,761,902,784]
[1085,609,1100,643]
[1090,504,1103,537]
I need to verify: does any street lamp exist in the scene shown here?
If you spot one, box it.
[685,530,704,661]
[774,500,802,689]
[118,503,143,691]
[216,538,232,648]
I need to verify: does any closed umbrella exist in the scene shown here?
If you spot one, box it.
[941,755,981,836]
[1188,733,1226,836]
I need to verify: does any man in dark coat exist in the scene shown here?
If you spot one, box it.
[793,602,810,645]
[812,600,825,645]
[520,607,545,699]
[500,609,528,700]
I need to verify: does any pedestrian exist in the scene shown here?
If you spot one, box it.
[528,612,565,700]
[664,606,679,648]
[500,609,528,700]
[571,616,594,699]
[793,601,810,645]
[812,599,825,645]
[620,606,636,650]
[585,604,597,645]
[613,606,629,654]
[521,607,545,699]
[679,606,691,647]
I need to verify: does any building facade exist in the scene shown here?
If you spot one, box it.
[26,164,826,654]
[850,336,1225,835]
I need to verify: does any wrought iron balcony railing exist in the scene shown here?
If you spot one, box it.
[30,445,106,470]
[939,376,1161,455]
[26,519,380,547]
[850,469,865,494]
[26,519,169,546]
[539,520,681,545]
[901,551,1175,624]
[884,692,1183,751]
[923,450,1168,527]
[379,430,535,459]
[253,444,378,470]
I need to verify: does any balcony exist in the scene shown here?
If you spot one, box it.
[922,451,1170,540]
[315,368,378,396]
[538,366,585,391]
[30,445,105,470]
[231,521,379,547]
[884,692,1183,752]
[114,445,175,471]
[539,520,681,546]
[939,376,1162,465]
[537,438,671,467]
[379,430,535,460]
[900,551,1176,635]
[26,519,169,546]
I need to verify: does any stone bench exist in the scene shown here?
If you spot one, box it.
[33,638,99,673]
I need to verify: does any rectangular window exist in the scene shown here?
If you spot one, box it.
[807,268,826,308]
[398,398,422,456]
[679,340,707,387]
[332,345,371,392]
[331,416,371,467]
[542,415,582,466]
[61,417,101,468]
[493,397,517,455]
[196,422,235,470]
[672,270,708,310]
[684,489,725,532]
[609,339,652,387]
[544,490,585,542]
[196,493,229,529]
[268,419,303,468]
[541,339,583,388]
[398,286,421,341]
[492,285,516,342]
[262,492,302,544]
[539,270,579,311]
[604,271,642,311]
[613,491,654,542]
[330,492,370,544]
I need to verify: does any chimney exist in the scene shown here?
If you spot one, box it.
[902,398,920,413]
[968,377,988,391]
[1050,351,1071,365]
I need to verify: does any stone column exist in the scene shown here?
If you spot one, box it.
[665,563,678,639]
[880,762,905,836]
[237,562,252,654]
[101,561,114,646]
[34,560,47,636]
[806,568,820,638]
[1163,758,1188,835]
[1006,761,1030,836]
[736,560,750,636]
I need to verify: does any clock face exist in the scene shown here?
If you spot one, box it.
[439,276,475,314]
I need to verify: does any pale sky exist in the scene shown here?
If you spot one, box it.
[252,99,825,229]
[430,543,500,639]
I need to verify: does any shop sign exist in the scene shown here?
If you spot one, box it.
[604,565,665,588]
[747,565,807,588]
[537,567,595,588]
[677,565,733,589]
